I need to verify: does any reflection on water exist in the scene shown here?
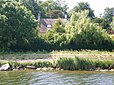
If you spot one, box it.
[0,70,114,85]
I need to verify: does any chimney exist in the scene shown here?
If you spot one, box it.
[64,14,67,21]
[38,11,41,22]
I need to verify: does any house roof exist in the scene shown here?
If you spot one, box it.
[39,18,66,32]
[40,19,61,26]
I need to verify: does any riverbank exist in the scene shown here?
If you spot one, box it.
[0,56,114,71]
[0,50,114,71]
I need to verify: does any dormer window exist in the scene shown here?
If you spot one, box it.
[47,25,52,28]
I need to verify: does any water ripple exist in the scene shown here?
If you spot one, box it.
[0,71,114,85]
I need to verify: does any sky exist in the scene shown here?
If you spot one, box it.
[66,0,114,17]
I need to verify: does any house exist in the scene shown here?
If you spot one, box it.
[39,18,67,32]
[38,13,68,33]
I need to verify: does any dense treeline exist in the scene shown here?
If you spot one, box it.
[0,0,114,52]
[44,11,113,50]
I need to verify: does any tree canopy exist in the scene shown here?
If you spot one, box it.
[0,0,38,51]
[65,11,112,50]
[70,2,95,18]
[18,0,41,19]
[42,11,113,50]
[40,0,68,18]
[0,0,114,51]
[103,7,114,22]
[93,18,110,30]
[111,17,114,31]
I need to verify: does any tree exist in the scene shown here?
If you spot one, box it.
[0,0,38,51]
[93,18,110,30]
[70,2,95,19]
[44,20,67,49]
[103,7,114,22]
[65,11,112,50]
[110,17,114,31]
[19,0,41,19]
[40,0,68,18]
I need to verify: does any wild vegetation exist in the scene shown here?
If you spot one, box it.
[0,0,114,52]
[0,56,114,71]
[57,57,114,70]
[0,0,38,51]
[0,61,53,69]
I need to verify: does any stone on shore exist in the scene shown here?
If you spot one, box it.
[48,67,54,70]
[17,66,24,70]
[0,64,10,71]
[36,68,41,71]
[26,66,36,69]
[13,69,18,71]
[109,69,114,71]
[41,67,49,71]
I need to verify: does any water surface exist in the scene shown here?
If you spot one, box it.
[0,70,114,85]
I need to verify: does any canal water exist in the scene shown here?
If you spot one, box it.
[0,70,114,85]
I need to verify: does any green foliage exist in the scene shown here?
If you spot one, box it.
[1,61,53,68]
[44,20,67,49]
[93,18,110,30]
[93,60,113,69]
[70,2,95,18]
[65,11,112,50]
[110,17,114,31]
[0,0,114,51]
[40,0,68,18]
[103,7,114,22]
[19,0,41,19]
[34,61,53,68]
[57,57,76,70]
[8,61,20,68]
[42,10,113,50]
[57,57,114,70]
[0,0,38,51]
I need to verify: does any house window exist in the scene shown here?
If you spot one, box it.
[47,25,52,28]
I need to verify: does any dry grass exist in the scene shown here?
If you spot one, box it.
[0,50,114,61]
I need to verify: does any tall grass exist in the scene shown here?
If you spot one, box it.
[0,50,114,60]
[57,57,114,70]
[34,61,53,68]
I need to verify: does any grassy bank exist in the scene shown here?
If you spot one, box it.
[0,61,53,69]
[57,57,114,70]
[0,50,114,71]
[0,57,114,71]
[0,51,50,60]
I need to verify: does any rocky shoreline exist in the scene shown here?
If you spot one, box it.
[0,63,114,72]
[0,63,63,71]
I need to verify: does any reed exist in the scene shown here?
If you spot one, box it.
[57,57,76,70]
[57,57,114,70]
